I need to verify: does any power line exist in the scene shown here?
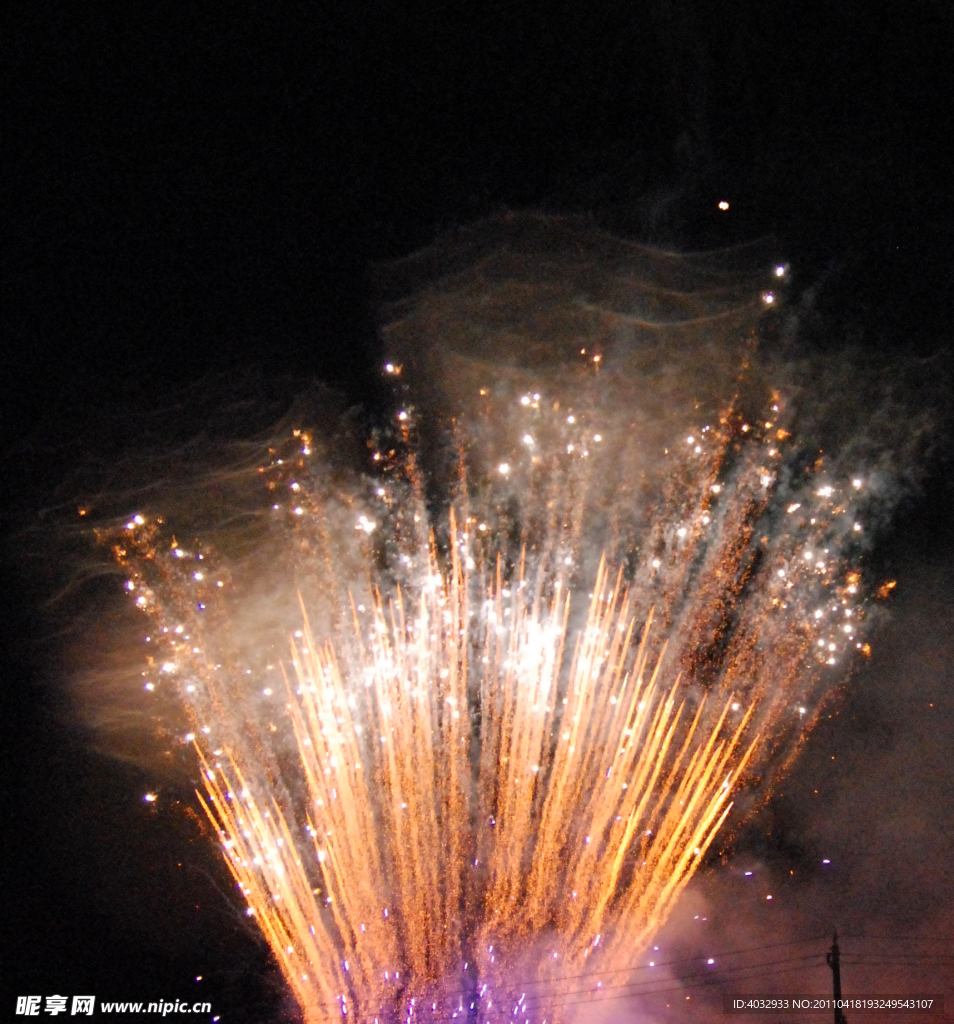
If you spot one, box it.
[489,933,952,996]
[466,960,836,1022]
[520,953,828,1008]
[843,954,953,962]
[479,934,829,990]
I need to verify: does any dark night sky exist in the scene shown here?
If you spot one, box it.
[3,2,953,1021]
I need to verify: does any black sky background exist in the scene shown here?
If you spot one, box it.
[3,2,954,1021]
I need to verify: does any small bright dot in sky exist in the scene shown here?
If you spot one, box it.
[498,463,509,475]
[708,958,715,965]
[775,265,786,277]
[718,200,730,210]
[144,793,156,802]
[762,292,775,304]
[823,859,831,864]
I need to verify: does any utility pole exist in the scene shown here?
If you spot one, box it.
[826,931,848,1024]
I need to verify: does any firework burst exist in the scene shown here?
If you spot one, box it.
[112,412,869,1024]
[100,215,933,1023]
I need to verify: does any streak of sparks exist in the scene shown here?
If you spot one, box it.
[195,538,758,1022]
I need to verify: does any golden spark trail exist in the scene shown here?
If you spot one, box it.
[191,512,759,1024]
